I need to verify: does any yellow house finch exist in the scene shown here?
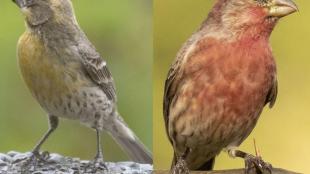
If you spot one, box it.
[163,0,297,173]
[12,0,152,166]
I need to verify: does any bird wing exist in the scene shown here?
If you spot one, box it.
[163,58,181,129]
[163,40,195,142]
[79,45,117,102]
[265,79,278,108]
[163,60,181,143]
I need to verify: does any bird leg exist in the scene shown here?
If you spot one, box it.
[85,129,108,172]
[228,148,272,174]
[171,148,190,174]
[21,115,58,169]
[32,115,58,157]
[94,129,107,168]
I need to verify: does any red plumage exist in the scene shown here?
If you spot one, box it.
[163,0,296,172]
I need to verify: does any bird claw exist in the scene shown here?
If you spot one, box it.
[171,157,190,174]
[19,151,50,171]
[245,154,272,174]
[84,157,108,173]
[94,157,108,170]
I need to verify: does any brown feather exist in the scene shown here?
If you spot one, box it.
[79,48,117,102]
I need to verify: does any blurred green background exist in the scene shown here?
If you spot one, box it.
[0,0,152,161]
[154,0,310,173]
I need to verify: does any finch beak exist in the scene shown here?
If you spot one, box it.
[268,0,298,17]
[12,0,33,8]
[12,0,26,8]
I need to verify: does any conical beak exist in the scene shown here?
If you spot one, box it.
[268,0,298,18]
[12,0,27,8]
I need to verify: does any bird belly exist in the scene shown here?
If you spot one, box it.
[17,32,114,129]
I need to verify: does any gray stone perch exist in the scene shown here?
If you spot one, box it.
[154,168,301,174]
[0,151,152,174]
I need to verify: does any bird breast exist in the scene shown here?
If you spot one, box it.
[18,32,71,97]
[180,37,276,122]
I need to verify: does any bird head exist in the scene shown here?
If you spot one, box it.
[206,0,298,39]
[12,0,76,27]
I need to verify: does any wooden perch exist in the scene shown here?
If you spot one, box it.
[154,168,301,174]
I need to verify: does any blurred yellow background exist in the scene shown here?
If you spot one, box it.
[0,0,152,161]
[154,0,310,173]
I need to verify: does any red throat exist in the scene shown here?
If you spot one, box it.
[246,6,277,34]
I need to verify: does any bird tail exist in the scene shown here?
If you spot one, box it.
[108,112,152,164]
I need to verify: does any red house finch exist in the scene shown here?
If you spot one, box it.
[12,0,152,167]
[163,0,297,173]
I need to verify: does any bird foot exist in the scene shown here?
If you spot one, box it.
[84,157,108,173]
[171,157,190,174]
[245,154,272,174]
[18,151,50,171]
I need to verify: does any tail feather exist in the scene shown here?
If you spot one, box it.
[109,114,152,164]
[112,133,152,164]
